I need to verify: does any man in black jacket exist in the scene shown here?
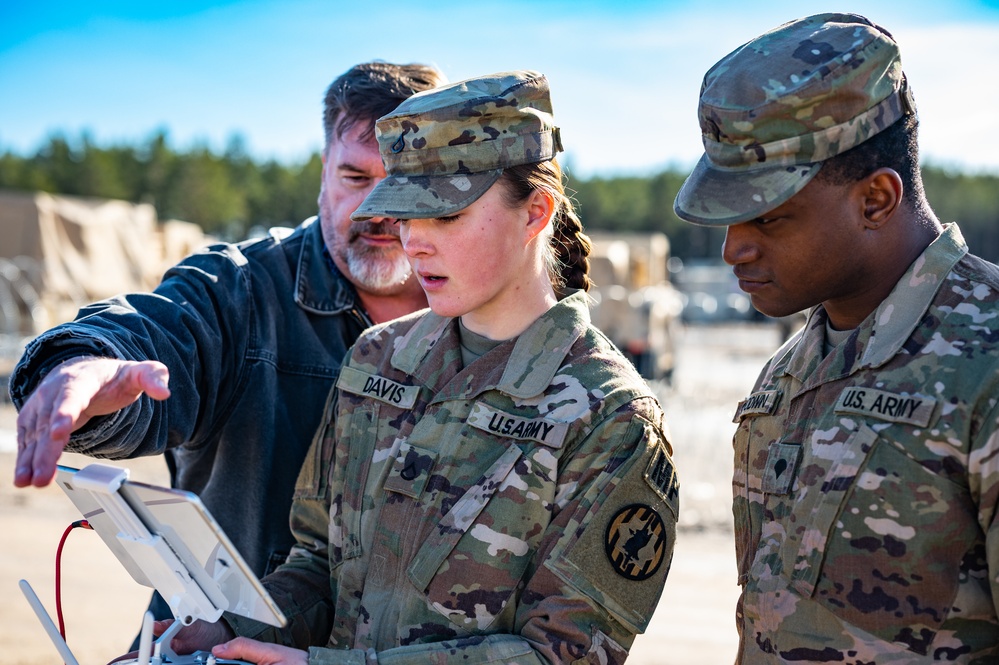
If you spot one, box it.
[9,61,443,626]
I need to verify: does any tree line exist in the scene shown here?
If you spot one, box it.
[0,132,322,240]
[570,167,999,264]
[3,132,999,262]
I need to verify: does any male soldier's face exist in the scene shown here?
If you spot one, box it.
[721,175,876,326]
[319,122,416,296]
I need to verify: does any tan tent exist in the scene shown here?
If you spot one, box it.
[0,189,212,334]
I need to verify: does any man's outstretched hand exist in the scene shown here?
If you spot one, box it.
[14,356,170,487]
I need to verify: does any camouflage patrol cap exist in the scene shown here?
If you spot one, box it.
[674,13,917,226]
[351,70,562,221]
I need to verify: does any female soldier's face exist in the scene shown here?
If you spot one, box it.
[398,181,549,339]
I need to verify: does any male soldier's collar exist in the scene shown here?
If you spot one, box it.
[779,224,966,382]
[859,223,966,368]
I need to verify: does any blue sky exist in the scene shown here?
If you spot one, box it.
[3,0,999,177]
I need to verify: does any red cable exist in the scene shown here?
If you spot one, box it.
[54,520,92,643]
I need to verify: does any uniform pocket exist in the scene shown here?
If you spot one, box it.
[732,496,753,585]
[293,386,338,500]
[410,442,548,632]
[329,400,379,567]
[733,413,772,585]
[807,433,975,655]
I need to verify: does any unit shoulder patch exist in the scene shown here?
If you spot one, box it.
[604,503,669,581]
[545,417,676,634]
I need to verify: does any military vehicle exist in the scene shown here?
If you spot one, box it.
[587,232,683,383]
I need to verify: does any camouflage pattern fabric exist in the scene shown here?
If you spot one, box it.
[352,70,563,222]
[674,13,917,226]
[227,291,678,664]
[731,224,999,663]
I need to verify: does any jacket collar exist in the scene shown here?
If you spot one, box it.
[390,290,591,400]
[294,216,362,316]
[859,222,967,367]
[776,223,967,383]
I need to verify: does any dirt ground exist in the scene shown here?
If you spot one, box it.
[0,322,783,665]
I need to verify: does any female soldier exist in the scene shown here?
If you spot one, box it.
[182,70,678,665]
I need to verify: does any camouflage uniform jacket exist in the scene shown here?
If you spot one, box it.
[732,224,999,663]
[228,290,679,664]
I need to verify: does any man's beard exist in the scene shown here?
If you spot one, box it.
[336,220,413,294]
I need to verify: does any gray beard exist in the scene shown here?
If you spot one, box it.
[320,193,412,293]
[341,241,412,292]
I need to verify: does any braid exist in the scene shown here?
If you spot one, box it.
[551,195,593,293]
[500,161,593,293]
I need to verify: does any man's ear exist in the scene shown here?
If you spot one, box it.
[524,189,555,242]
[860,168,903,229]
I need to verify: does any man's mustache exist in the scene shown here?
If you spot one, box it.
[349,220,400,242]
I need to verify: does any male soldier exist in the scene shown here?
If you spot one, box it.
[674,13,999,662]
[9,62,443,625]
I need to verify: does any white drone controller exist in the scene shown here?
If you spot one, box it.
[20,579,252,665]
[20,464,286,665]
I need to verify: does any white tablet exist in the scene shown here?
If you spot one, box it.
[54,463,287,628]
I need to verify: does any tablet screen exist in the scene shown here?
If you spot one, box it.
[55,464,286,628]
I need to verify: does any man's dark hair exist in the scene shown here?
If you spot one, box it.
[815,113,924,209]
[323,62,445,150]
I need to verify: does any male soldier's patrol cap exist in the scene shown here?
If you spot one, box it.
[351,70,562,221]
[673,13,917,226]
